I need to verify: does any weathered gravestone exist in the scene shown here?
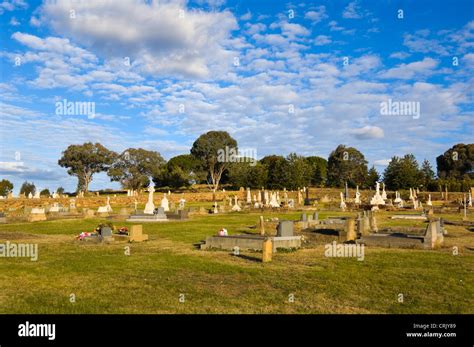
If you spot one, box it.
[277,221,294,237]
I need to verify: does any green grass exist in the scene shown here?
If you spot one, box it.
[0,210,472,314]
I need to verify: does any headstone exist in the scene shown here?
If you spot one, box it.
[345,218,356,241]
[369,211,378,232]
[297,190,303,205]
[129,224,149,242]
[426,194,432,206]
[105,196,113,212]
[355,186,361,204]
[259,216,265,235]
[119,208,129,216]
[83,209,95,218]
[246,188,251,204]
[231,197,241,212]
[381,183,387,201]
[340,192,346,211]
[100,227,112,237]
[269,192,279,208]
[262,238,273,263]
[370,182,385,205]
[144,186,155,214]
[160,193,169,212]
[277,221,294,237]
[29,208,47,222]
[97,206,109,214]
[178,209,188,220]
[49,203,60,213]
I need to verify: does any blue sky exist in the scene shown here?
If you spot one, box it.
[0,0,473,193]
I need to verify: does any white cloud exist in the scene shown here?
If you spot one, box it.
[373,159,391,166]
[389,51,411,60]
[0,161,62,180]
[379,58,439,79]
[350,126,384,139]
[9,16,19,25]
[314,35,331,46]
[0,0,27,15]
[342,1,363,19]
[29,16,40,27]
[38,0,239,78]
[403,33,449,55]
[304,6,327,24]
[328,20,344,32]
[240,11,251,21]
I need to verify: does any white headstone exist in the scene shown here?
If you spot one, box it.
[426,194,432,206]
[231,197,241,211]
[340,192,346,211]
[355,186,361,204]
[105,196,113,212]
[394,191,402,203]
[370,182,385,205]
[160,193,169,212]
[269,192,279,208]
[144,186,155,214]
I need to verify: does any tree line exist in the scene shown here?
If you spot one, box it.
[0,131,472,196]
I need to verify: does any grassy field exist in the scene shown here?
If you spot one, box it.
[0,209,472,314]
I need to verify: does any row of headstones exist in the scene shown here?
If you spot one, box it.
[0,192,66,199]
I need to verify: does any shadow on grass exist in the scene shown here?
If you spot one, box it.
[231,253,261,263]
[312,228,339,236]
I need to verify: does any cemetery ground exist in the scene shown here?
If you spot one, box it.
[0,206,472,314]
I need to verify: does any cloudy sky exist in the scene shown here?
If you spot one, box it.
[0,0,473,193]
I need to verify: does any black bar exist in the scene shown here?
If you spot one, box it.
[0,314,472,346]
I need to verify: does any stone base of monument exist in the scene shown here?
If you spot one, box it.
[357,219,444,249]
[28,213,47,222]
[113,225,149,242]
[200,235,301,252]
[390,214,427,220]
[166,209,189,220]
[126,213,168,222]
